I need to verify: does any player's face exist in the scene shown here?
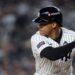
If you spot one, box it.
[38,22,56,36]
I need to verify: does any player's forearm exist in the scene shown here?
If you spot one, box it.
[40,41,75,61]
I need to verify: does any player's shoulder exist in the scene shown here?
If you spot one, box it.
[31,31,40,39]
[61,27,75,35]
[31,31,45,41]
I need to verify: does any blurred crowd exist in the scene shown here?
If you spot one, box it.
[0,0,75,75]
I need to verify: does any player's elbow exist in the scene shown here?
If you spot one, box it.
[40,47,60,61]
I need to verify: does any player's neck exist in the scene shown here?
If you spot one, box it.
[49,27,61,40]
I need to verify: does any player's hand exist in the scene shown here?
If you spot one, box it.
[61,51,72,61]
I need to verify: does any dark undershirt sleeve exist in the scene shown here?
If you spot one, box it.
[40,41,75,61]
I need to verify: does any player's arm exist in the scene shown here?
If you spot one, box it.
[40,41,75,61]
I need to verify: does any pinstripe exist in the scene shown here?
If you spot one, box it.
[31,27,75,75]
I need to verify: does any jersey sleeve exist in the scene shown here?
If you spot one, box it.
[31,35,50,56]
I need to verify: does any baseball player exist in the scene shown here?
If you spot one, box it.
[31,6,75,75]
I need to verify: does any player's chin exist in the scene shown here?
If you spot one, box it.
[40,32,48,36]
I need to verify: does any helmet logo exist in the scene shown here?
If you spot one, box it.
[42,11,60,16]
[48,13,51,16]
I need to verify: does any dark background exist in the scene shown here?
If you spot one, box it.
[0,0,75,75]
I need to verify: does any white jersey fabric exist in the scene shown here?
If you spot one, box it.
[31,27,75,75]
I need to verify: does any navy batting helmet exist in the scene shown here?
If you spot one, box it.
[33,6,63,26]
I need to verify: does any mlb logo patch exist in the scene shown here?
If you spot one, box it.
[37,41,45,48]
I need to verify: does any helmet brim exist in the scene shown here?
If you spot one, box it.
[33,17,48,23]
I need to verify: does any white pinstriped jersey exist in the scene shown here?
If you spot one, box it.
[31,27,75,75]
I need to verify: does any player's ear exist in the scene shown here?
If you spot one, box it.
[52,22,57,28]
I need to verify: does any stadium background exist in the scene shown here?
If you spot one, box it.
[0,0,75,75]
